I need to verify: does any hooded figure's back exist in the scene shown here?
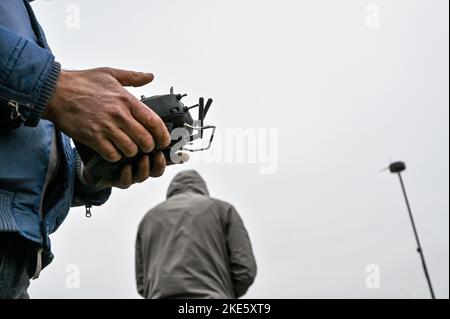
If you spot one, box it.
[135,170,257,299]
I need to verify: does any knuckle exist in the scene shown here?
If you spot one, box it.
[119,94,134,106]
[138,133,154,149]
[84,124,102,140]
[123,141,138,156]
[148,112,160,126]
[103,149,118,161]
[83,130,95,143]
[162,133,171,147]
[109,107,125,121]
[149,120,170,145]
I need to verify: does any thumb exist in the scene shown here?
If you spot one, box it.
[106,68,154,87]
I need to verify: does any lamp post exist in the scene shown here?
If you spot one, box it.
[387,161,436,299]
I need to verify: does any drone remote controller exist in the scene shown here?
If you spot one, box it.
[74,88,216,185]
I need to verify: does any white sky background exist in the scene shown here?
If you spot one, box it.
[28,0,448,298]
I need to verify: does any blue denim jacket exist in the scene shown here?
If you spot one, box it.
[0,1,111,256]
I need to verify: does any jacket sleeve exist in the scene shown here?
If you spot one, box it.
[71,148,112,207]
[224,205,257,298]
[0,24,60,130]
[135,230,145,297]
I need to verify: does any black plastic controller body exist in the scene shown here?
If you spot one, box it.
[74,89,213,185]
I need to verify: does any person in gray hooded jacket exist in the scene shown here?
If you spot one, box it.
[135,170,257,299]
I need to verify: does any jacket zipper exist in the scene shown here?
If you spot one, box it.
[0,94,33,121]
[7,100,25,121]
[85,205,92,218]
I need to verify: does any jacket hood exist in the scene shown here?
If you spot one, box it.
[167,170,209,198]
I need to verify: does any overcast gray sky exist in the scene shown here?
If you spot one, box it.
[28,0,448,298]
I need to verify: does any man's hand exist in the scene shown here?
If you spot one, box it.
[82,152,190,189]
[43,67,171,162]
[83,153,167,189]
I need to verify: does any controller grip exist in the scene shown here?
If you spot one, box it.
[74,90,190,185]
[75,141,172,186]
